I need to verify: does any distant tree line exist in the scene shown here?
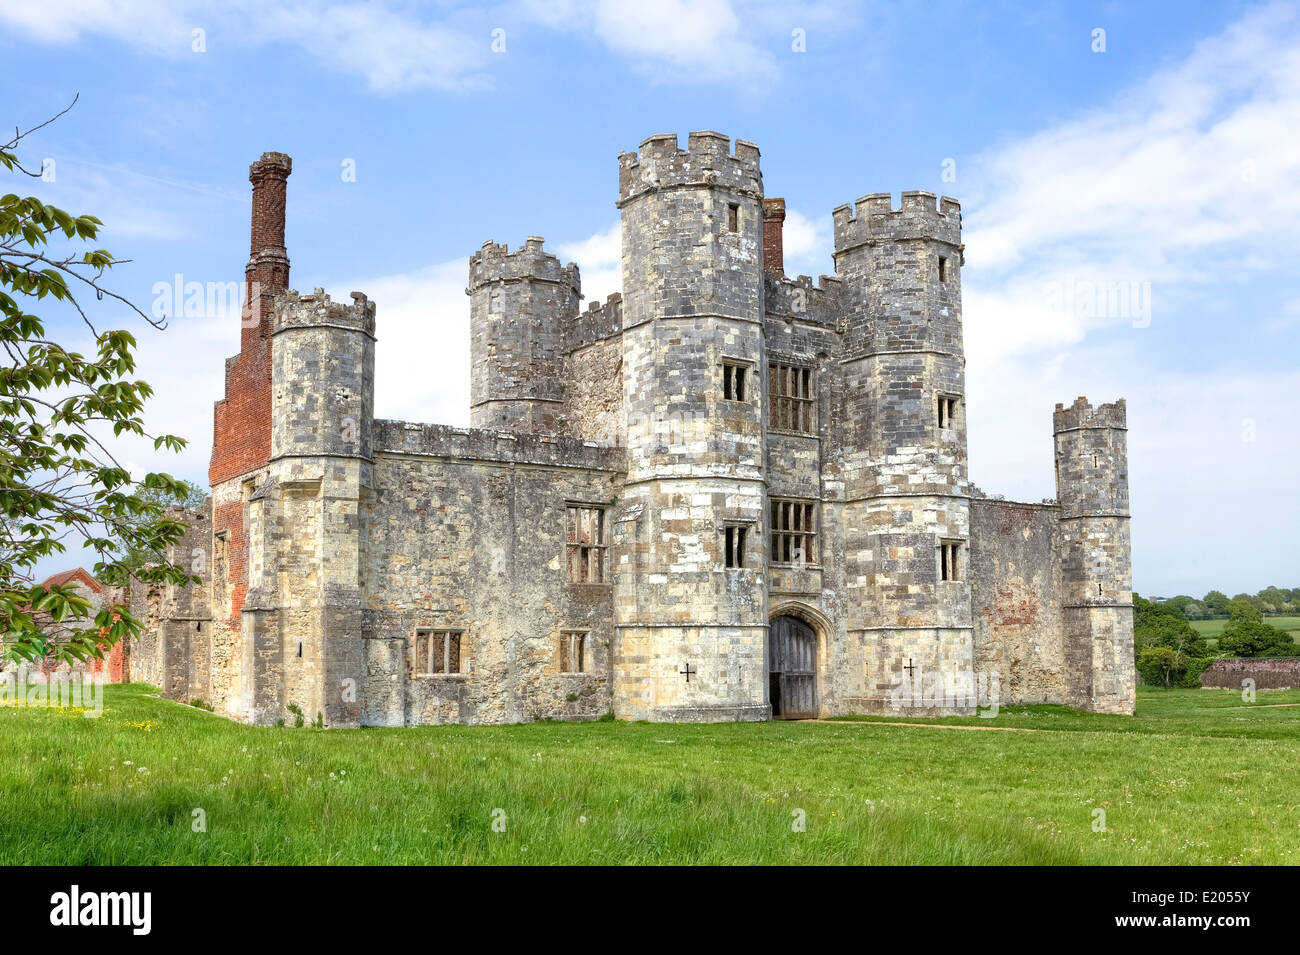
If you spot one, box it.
[1133,594,1298,689]
[1155,586,1299,620]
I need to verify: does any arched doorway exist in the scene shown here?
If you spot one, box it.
[769,615,817,719]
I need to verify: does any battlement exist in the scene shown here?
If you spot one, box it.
[373,420,624,473]
[617,131,762,207]
[467,237,581,294]
[567,292,624,352]
[832,191,962,252]
[1053,396,1127,432]
[274,288,376,337]
[764,273,843,328]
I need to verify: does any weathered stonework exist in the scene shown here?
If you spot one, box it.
[138,132,1136,724]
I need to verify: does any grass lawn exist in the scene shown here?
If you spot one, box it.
[1190,615,1300,645]
[1,683,1297,865]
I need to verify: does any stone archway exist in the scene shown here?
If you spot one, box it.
[769,614,818,719]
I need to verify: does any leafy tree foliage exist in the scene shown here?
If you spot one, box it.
[1219,620,1297,658]
[0,100,194,665]
[1228,598,1262,624]
[1133,595,1208,657]
[1137,645,1183,689]
[1133,595,1213,689]
[1202,590,1231,616]
[111,478,206,572]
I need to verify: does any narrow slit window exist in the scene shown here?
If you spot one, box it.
[938,256,947,282]
[566,505,608,583]
[938,395,959,430]
[727,203,739,232]
[939,541,962,582]
[724,526,748,568]
[723,361,747,401]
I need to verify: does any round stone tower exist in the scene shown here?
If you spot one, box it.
[832,192,974,713]
[612,131,769,722]
[1053,397,1135,714]
[468,237,579,435]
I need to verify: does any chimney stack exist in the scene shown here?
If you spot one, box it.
[762,197,786,275]
[245,152,292,346]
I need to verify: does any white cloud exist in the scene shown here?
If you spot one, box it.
[520,0,776,83]
[959,2,1300,594]
[0,0,492,93]
[0,0,855,92]
[556,221,620,309]
[780,207,832,277]
[0,0,192,51]
[964,1,1300,299]
[351,260,473,427]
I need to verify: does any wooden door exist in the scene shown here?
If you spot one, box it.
[769,616,817,719]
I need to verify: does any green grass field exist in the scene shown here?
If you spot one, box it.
[2,684,1297,865]
[1190,615,1300,646]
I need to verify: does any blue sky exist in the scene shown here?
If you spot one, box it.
[2,0,1297,597]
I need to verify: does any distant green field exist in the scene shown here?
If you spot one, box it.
[1190,615,1300,645]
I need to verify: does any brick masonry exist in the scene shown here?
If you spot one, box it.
[135,132,1136,725]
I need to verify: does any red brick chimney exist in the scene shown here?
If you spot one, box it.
[207,152,292,634]
[244,152,292,348]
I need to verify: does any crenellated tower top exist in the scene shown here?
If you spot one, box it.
[1053,396,1128,433]
[274,288,376,337]
[617,131,762,207]
[467,237,580,295]
[832,191,962,257]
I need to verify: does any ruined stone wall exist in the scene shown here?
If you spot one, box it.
[128,579,163,687]
[208,473,260,717]
[1202,658,1300,690]
[969,498,1068,704]
[361,422,624,725]
[124,504,213,702]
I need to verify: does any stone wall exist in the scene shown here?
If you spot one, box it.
[1201,658,1300,690]
[361,422,624,725]
[126,503,214,702]
[970,498,1067,704]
